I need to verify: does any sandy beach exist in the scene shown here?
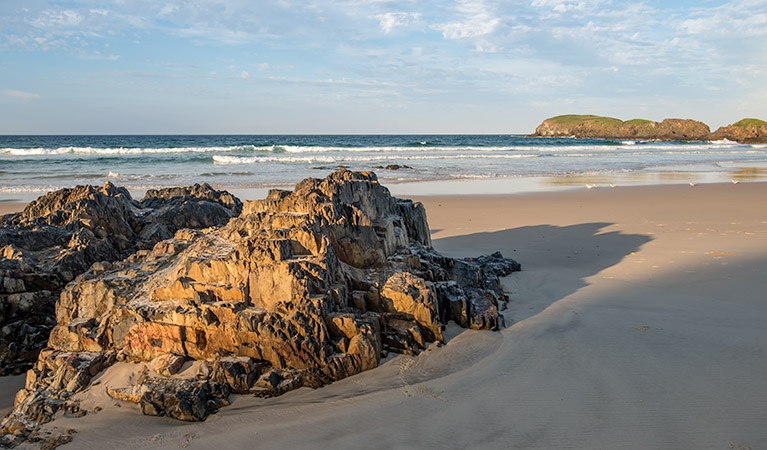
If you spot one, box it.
[3,181,766,449]
[0,202,25,216]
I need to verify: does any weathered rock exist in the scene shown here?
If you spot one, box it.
[210,356,267,394]
[708,118,767,144]
[141,183,243,234]
[149,354,186,376]
[1,170,520,445]
[139,378,230,422]
[380,272,443,343]
[0,183,241,375]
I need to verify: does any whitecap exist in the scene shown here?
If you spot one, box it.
[0,145,275,156]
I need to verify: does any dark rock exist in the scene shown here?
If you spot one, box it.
[139,378,230,422]
[1,170,520,445]
[384,164,412,170]
[0,182,241,375]
[210,356,267,394]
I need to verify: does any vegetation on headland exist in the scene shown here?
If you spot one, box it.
[545,115,623,127]
[529,115,767,143]
[624,118,652,126]
[732,118,766,127]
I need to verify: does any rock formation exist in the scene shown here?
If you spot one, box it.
[708,119,767,144]
[0,183,242,376]
[0,170,519,447]
[528,115,710,140]
[528,115,767,143]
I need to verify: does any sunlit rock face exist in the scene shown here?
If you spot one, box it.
[1,170,519,446]
[0,182,242,377]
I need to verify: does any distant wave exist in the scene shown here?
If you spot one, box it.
[279,145,535,153]
[212,154,541,164]
[1,141,750,157]
[0,145,276,156]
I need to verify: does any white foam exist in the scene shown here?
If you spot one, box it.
[1,142,753,157]
[212,155,336,164]
[0,145,275,156]
[281,145,572,153]
[212,153,541,165]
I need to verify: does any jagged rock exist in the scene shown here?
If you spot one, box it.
[1,170,520,445]
[210,356,267,394]
[149,354,186,376]
[139,378,230,422]
[708,118,767,143]
[380,272,443,343]
[140,183,243,234]
[0,183,241,375]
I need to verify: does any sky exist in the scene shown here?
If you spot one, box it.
[0,0,765,134]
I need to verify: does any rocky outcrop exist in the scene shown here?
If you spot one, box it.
[0,170,519,447]
[708,119,767,144]
[529,115,711,140]
[0,183,242,376]
[529,115,767,143]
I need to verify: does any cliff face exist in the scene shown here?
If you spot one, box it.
[708,119,767,144]
[529,115,711,141]
[0,170,519,446]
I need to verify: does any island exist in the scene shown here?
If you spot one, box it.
[529,115,767,143]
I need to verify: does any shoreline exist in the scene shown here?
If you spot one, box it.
[2,178,766,215]
[2,163,767,208]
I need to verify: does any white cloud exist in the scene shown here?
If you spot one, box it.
[677,0,767,38]
[530,0,590,14]
[240,70,249,78]
[432,0,500,39]
[159,4,180,16]
[31,9,83,28]
[3,90,41,100]
[375,12,421,33]
[82,50,121,61]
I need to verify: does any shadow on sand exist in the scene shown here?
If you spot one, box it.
[433,222,653,324]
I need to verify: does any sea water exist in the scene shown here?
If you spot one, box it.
[1,135,765,198]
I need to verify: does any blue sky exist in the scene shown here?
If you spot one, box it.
[0,0,765,134]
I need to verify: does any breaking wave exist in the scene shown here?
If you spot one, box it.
[0,145,276,156]
[212,154,541,164]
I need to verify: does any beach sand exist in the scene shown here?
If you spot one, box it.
[4,182,766,449]
[0,202,25,216]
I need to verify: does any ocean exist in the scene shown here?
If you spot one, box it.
[1,135,766,199]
